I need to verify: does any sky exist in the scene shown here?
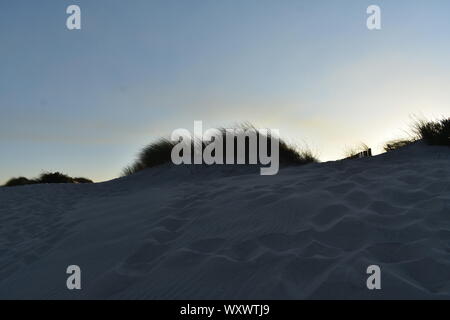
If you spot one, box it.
[1,0,450,184]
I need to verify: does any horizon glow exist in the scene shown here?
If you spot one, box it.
[1,0,450,184]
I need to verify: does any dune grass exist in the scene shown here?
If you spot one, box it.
[383,139,413,152]
[343,143,371,159]
[278,140,318,165]
[3,172,93,187]
[4,177,36,187]
[412,117,450,146]
[123,124,318,176]
[4,118,447,184]
[122,139,177,176]
[384,117,450,152]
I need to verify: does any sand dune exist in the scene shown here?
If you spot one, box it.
[0,141,449,299]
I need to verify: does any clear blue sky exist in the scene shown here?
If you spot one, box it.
[1,0,450,183]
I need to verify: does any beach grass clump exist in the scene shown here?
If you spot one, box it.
[3,172,93,187]
[123,124,318,176]
[412,117,450,146]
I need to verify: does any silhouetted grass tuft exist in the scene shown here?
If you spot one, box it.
[383,117,450,152]
[38,172,75,184]
[384,139,413,152]
[122,138,179,176]
[3,172,93,187]
[73,177,94,184]
[4,177,36,187]
[344,143,371,159]
[279,140,318,165]
[123,124,318,176]
[413,117,450,146]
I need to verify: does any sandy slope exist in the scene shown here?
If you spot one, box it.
[0,142,449,299]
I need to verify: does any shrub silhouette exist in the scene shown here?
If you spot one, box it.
[73,177,94,184]
[3,172,93,187]
[38,172,74,184]
[4,177,36,187]
[123,124,318,176]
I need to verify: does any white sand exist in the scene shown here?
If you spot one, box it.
[0,141,449,299]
